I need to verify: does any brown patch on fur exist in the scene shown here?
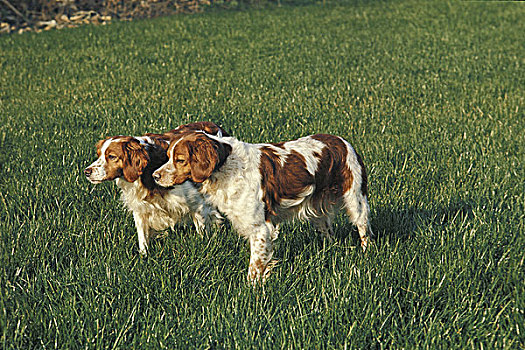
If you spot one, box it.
[171,121,230,137]
[140,142,169,193]
[188,133,231,182]
[187,135,221,183]
[311,134,351,197]
[254,259,265,271]
[259,146,314,220]
[311,134,367,197]
[249,257,278,283]
[249,259,267,280]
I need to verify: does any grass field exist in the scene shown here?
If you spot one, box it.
[1,0,524,348]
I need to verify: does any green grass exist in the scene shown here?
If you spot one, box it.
[1,0,524,348]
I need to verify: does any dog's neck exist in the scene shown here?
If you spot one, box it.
[198,142,259,202]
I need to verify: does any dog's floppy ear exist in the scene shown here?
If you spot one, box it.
[122,139,149,182]
[188,135,231,183]
[215,139,232,168]
[140,143,168,190]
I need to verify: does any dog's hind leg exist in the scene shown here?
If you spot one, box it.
[343,191,373,251]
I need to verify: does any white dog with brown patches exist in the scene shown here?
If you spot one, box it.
[153,131,372,283]
[84,122,228,256]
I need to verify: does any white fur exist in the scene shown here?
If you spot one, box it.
[85,139,114,182]
[116,178,217,255]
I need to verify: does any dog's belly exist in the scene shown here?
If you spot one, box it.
[272,196,344,223]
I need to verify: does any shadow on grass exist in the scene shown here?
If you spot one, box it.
[271,199,477,251]
[363,199,475,244]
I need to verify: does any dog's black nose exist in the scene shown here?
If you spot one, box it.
[84,168,92,177]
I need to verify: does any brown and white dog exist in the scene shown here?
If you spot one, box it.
[152,132,372,282]
[84,122,229,256]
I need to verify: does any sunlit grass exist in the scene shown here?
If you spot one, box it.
[0,0,523,348]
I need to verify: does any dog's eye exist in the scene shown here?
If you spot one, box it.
[175,159,186,163]
[108,154,118,161]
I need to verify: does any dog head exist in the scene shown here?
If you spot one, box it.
[153,132,231,187]
[84,136,149,184]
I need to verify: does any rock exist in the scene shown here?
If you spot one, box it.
[36,20,57,28]
[58,15,70,23]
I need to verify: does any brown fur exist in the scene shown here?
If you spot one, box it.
[121,138,149,183]
[311,134,367,196]
[139,142,169,192]
[312,134,368,196]
[310,134,352,200]
[171,121,231,137]
[259,146,314,220]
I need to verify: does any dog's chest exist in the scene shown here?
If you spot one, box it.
[202,163,265,231]
[117,179,190,230]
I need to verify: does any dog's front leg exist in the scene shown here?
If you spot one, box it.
[133,212,150,257]
[191,210,207,236]
[247,224,275,284]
